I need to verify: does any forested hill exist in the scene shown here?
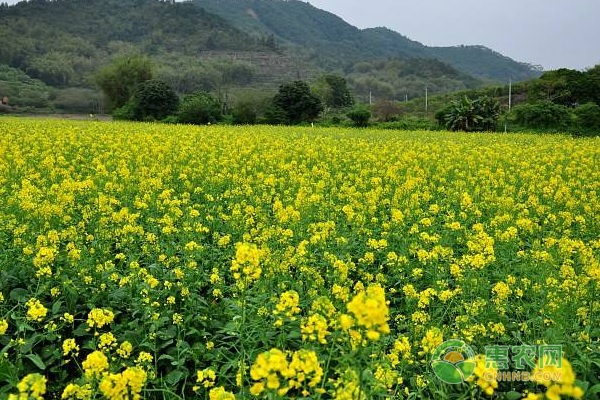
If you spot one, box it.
[0,0,271,87]
[193,0,542,82]
[0,0,542,111]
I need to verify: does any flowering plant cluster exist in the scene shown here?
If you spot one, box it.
[0,118,597,399]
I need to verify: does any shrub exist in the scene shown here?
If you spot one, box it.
[111,100,136,121]
[178,92,222,125]
[272,81,323,125]
[129,79,179,121]
[510,101,572,130]
[572,102,600,137]
[347,107,371,127]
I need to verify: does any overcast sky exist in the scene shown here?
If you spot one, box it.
[307,0,600,71]
[3,0,599,71]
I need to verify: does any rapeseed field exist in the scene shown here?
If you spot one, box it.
[0,118,599,399]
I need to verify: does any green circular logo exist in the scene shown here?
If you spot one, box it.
[431,339,476,384]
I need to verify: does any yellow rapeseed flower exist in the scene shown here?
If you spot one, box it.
[99,367,147,400]
[25,298,48,322]
[62,338,79,357]
[86,308,115,329]
[467,354,498,396]
[0,319,8,335]
[61,383,92,400]
[346,284,390,341]
[11,373,46,400]
[209,386,236,400]
[82,350,109,378]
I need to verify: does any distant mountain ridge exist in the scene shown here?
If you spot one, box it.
[193,0,542,81]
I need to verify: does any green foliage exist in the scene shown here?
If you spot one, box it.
[572,102,600,137]
[231,90,272,125]
[377,116,440,131]
[437,96,500,132]
[26,51,75,87]
[347,58,482,102]
[371,100,404,122]
[232,101,258,124]
[346,106,371,127]
[0,64,51,110]
[50,88,101,114]
[429,45,543,82]
[529,68,597,106]
[0,0,269,95]
[510,101,572,130]
[111,100,136,121]
[196,0,540,81]
[313,74,354,110]
[0,0,543,115]
[130,79,179,121]
[178,91,222,125]
[263,103,289,125]
[272,81,323,124]
[95,55,153,111]
[217,61,256,86]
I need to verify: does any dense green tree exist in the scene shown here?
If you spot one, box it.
[272,81,322,124]
[263,103,289,125]
[95,54,153,110]
[26,51,75,87]
[584,64,600,105]
[530,68,595,106]
[231,90,272,124]
[572,102,600,136]
[347,106,371,127]
[510,101,571,130]
[127,79,179,121]
[314,74,354,110]
[437,96,499,131]
[178,91,222,124]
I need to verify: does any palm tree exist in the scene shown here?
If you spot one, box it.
[438,96,499,132]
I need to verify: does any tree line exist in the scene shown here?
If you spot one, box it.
[97,55,362,126]
[434,66,600,136]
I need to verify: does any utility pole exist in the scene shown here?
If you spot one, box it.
[508,79,512,111]
[369,91,372,105]
[425,86,428,113]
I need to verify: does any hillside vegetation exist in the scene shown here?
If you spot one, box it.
[0,0,543,113]
[194,0,542,81]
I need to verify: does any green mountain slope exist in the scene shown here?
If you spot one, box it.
[193,0,542,81]
[0,0,326,96]
[0,0,542,111]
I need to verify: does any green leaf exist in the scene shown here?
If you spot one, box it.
[165,369,186,385]
[157,354,174,362]
[158,339,174,350]
[0,359,19,386]
[286,330,301,340]
[73,323,89,337]
[51,300,63,314]
[25,354,46,370]
[585,383,600,396]
[9,288,28,302]
[505,391,523,400]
